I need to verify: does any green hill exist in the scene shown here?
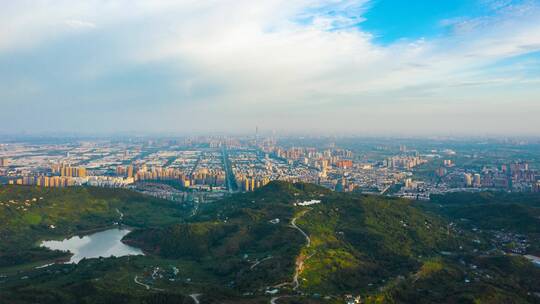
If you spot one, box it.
[1,183,540,303]
[123,181,462,295]
[426,192,540,234]
[0,185,189,267]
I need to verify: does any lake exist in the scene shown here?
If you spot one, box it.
[40,228,144,263]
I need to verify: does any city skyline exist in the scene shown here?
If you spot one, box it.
[1,0,540,135]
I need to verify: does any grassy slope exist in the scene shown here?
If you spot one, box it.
[297,193,462,294]
[374,255,540,304]
[399,191,540,304]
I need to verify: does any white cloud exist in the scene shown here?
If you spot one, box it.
[0,0,539,134]
[64,19,96,29]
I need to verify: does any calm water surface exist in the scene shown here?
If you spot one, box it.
[41,228,143,263]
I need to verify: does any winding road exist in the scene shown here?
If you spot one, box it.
[290,209,313,290]
[290,212,311,248]
[133,275,165,291]
[134,275,150,290]
[132,208,315,303]
[273,209,314,291]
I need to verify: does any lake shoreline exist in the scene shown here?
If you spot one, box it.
[40,227,144,264]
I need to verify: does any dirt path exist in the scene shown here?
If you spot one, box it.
[273,209,313,291]
[290,210,313,290]
[116,208,124,221]
[189,293,202,304]
[290,211,310,248]
[250,256,273,270]
[270,296,289,304]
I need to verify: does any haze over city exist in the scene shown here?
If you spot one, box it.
[1,0,540,136]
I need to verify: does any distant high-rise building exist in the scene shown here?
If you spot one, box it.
[464,173,473,187]
[473,174,481,188]
[56,164,86,178]
[404,178,413,189]
[116,166,125,176]
[533,181,540,193]
[319,167,327,178]
[0,157,10,167]
[244,178,250,192]
[78,167,87,178]
[335,160,353,169]
[255,126,259,146]
[436,167,447,177]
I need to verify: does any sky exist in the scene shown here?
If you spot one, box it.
[1,0,540,136]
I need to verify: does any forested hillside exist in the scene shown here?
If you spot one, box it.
[1,183,540,303]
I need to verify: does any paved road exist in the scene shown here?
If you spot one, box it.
[221,147,236,193]
[190,154,202,176]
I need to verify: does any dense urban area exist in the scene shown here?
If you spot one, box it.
[1,135,540,304]
[1,136,539,201]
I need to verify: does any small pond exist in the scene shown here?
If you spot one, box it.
[41,228,143,263]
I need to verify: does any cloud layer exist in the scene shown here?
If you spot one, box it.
[1,0,540,135]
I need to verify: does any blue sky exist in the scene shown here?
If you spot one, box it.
[362,0,486,43]
[0,0,539,136]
